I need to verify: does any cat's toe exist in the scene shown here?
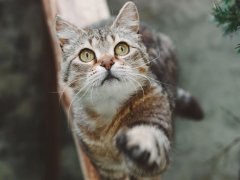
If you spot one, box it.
[121,143,151,165]
[130,147,151,165]
[116,133,127,151]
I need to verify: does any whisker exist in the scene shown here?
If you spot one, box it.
[122,77,138,93]
[127,52,160,66]
[73,69,94,75]
[58,79,80,103]
[126,71,154,85]
[67,82,92,120]
[48,91,60,94]
[117,68,175,90]
[130,55,160,69]
[116,69,154,86]
[90,81,97,105]
[59,71,101,104]
[127,76,145,97]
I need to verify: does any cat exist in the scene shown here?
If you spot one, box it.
[56,1,203,179]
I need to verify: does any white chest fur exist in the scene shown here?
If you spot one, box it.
[82,81,137,121]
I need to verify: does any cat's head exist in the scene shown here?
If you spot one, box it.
[56,2,149,95]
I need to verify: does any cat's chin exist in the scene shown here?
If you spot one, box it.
[101,73,120,86]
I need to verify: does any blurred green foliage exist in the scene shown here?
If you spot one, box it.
[212,0,240,52]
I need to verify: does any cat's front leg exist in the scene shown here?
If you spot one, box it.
[116,125,170,177]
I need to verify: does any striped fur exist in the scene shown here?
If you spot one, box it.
[56,1,203,179]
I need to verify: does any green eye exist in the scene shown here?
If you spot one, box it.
[114,42,129,56]
[79,49,95,62]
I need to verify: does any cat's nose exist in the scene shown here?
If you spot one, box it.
[100,55,115,70]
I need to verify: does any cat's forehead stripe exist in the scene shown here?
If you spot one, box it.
[107,35,114,43]
[91,38,98,47]
[111,35,115,42]
[88,38,92,46]
[97,29,103,41]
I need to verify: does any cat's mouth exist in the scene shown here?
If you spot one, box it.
[101,71,120,85]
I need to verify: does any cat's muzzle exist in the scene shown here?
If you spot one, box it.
[101,70,120,85]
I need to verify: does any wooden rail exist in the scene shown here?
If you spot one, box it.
[41,0,110,179]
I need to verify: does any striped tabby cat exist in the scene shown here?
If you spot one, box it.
[56,2,203,180]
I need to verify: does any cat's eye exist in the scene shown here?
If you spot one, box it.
[79,49,95,63]
[114,42,129,56]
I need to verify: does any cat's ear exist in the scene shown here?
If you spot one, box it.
[111,2,139,33]
[55,15,85,47]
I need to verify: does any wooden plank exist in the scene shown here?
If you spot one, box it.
[41,0,110,179]
[56,0,110,27]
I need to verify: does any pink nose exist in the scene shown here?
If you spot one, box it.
[100,55,115,70]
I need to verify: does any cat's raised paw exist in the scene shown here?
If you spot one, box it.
[116,133,153,167]
[116,126,169,175]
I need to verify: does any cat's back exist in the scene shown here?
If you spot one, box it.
[139,25,177,92]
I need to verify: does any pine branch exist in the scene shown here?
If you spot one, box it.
[212,0,240,52]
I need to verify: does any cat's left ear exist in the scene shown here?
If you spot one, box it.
[111,2,139,33]
[55,15,85,48]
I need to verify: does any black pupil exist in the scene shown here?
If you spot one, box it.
[86,52,89,58]
[121,46,124,52]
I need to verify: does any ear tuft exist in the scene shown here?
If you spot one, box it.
[55,15,84,47]
[111,1,139,33]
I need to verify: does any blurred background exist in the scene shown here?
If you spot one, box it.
[0,0,239,180]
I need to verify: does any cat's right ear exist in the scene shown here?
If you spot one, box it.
[55,16,85,48]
